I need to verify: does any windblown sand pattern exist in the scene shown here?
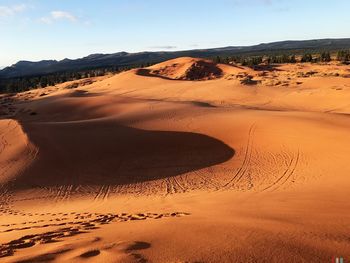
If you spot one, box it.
[0,58,349,262]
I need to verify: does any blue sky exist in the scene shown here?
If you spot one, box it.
[0,0,349,67]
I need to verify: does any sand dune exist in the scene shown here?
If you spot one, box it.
[1,58,350,262]
[0,120,37,185]
[14,119,233,190]
[140,57,223,80]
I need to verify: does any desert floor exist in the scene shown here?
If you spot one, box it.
[0,58,350,262]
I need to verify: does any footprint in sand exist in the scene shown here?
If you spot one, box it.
[0,211,190,258]
[79,249,101,258]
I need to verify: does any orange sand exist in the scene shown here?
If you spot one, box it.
[0,57,350,262]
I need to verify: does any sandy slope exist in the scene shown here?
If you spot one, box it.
[0,58,350,262]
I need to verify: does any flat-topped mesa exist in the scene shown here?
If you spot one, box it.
[144,57,223,81]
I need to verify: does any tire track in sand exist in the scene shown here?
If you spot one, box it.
[223,123,256,189]
[261,149,300,192]
[94,185,111,202]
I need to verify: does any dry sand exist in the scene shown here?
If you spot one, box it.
[0,57,350,262]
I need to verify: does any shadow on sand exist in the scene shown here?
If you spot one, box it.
[135,68,177,80]
[13,118,234,189]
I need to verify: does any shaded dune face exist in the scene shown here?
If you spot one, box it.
[0,120,38,185]
[136,68,175,80]
[184,60,223,80]
[13,120,234,189]
[136,58,223,81]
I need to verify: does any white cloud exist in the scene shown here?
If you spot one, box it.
[12,4,27,12]
[149,45,177,50]
[0,7,12,17]
[40,10,77,24]
[39,16,52,24]
[51,11,77,22]
[0,4,27,17]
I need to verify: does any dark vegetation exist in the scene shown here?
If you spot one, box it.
[1,38,350,93]
[213,50,337,67]
[0,64,148,93]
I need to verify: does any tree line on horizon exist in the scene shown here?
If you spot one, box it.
[0,63,153,93]
[1,50,350,94]
[214,50,350,67]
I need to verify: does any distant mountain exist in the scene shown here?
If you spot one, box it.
[1,38,350,79]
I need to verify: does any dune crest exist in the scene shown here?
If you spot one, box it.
[140,57,223,80]
[0,120,38,185]
[1,57,350,262]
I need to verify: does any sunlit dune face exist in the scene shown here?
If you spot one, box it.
[1,58,350,262]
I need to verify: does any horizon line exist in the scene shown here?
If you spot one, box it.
[3,37,350,68]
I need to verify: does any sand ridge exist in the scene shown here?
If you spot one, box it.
[141,57,224,80]
[0,57,350,262]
